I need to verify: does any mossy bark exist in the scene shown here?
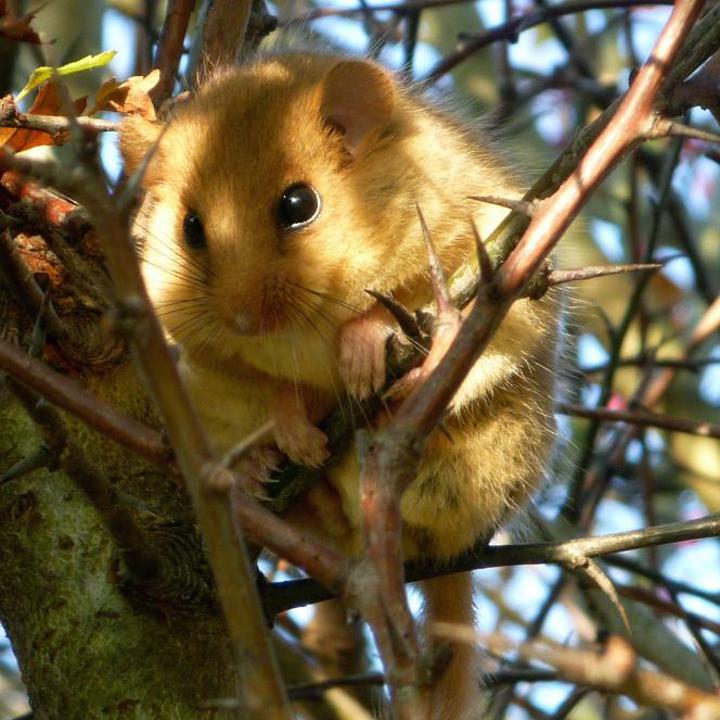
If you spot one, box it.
[0,366,240,719]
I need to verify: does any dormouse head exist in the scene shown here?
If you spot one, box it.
[119,54,424,362]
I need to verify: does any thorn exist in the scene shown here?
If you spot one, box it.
[470,219,494,286]
[366,289,423,343]
[545,263,663,288]
[578,558,631,634]
[416,204,454,318]
[469,194,537,217]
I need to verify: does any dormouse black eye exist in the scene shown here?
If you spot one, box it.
[183,211,206,249]
[277,183,321,230]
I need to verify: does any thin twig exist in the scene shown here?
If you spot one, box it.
[420,0,675,86]
[556,402,720,440]
[0,111,117,136]
[149,0,196,108]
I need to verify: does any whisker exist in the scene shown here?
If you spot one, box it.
[134,221,213,279]
[140,255,209,290]
[288,282,364,315]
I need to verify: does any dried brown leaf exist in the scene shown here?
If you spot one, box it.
[90,70,160,119]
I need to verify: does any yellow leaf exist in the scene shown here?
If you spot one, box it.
[16,50,116,101]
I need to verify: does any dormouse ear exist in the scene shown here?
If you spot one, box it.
[118,116,164,180]
[320,60,396,154]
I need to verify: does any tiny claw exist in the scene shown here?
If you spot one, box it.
[234,446,285,500]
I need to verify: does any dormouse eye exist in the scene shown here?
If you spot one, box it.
[183,211,206,249]
[277,183,321,230]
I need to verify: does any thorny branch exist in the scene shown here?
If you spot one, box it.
[342,1,708,715]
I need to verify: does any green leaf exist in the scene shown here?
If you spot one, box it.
[16,50,117,101]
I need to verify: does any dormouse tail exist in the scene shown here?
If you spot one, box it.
[422,573,484,720]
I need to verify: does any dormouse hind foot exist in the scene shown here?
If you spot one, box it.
[270,384,330,467]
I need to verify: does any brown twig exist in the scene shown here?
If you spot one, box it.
[282,0,475,25]
[0,110,117,136]
[647,117,720,145]
[556,402,720,440]
[149,0,196,108]
[197,0,253,82]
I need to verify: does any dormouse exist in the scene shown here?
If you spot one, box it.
[121,52,561,719]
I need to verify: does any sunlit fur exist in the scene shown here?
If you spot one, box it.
[121,52,561,720]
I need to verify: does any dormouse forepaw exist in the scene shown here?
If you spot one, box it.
[338,316,389,400]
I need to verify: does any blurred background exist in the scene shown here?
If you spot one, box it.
[1,1,719,718]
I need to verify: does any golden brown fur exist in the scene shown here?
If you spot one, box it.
[120,52,561,719]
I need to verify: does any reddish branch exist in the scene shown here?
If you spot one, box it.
[1,170,86,231]
[393,0,705,437]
